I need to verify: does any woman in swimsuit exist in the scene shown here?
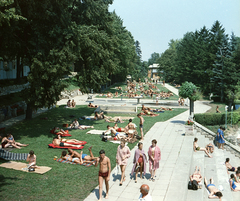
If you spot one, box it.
[193,138,212,158]
[131,142,147,183]
[229,174,240,191]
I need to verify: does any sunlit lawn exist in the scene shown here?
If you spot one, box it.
[95,82,178,100]
[0,105,186,201]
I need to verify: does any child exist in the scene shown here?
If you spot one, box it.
[26,150,38,169]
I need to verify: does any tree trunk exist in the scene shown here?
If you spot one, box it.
[16,56,23,83]
[190,99,194,117]
[25,103,32,120]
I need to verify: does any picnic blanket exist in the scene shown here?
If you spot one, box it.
[0,161,52,174]
[48,144,84,150]
[55,158,97,167]
[0,148,28,161]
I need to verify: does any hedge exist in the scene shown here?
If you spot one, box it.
[194,111,240,125]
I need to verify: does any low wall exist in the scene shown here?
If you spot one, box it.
[95,105,137,114]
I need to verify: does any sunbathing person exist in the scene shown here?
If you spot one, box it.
[229,174,240,191]
[88,102,98,108]
[190,166,202,187]
[67,100,72,107]
[57,135,85,144]
[52,127,68,135]
[71,99,76,108]
[225,158,237,174]
[206,143,214,153]
[204,177,223,200]
[113,123,125,132]
[1,134,28,149]
[26,150,38,169]
[104,125,122,140]
[125,119,137,138]
[68,146,97,164]
[61,150,82,164]
[52,136,81,148]
[193,138,212,158]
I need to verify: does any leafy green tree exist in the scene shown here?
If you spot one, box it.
[179,81,201,115]
[148,52,160,66]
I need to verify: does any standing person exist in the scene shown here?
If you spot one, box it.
[95,150,111,201]
[131,142,147,183]
[138,184,152,201]
[137,113,144,141]
[116,139,131,186]
[218,127,225,150]
[216,126,222,147]
[148,139,161,181]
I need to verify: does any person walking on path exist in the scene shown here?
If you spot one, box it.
[148,139,161,181]
[95,150,111,201]
[131,142,148,183]
[116,139,131,186]
[137,113,144,141]
[218,127,225,150]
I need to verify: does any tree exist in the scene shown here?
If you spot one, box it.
[148,52,160,66]
[179,81,201,116]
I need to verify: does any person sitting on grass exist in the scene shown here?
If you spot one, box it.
[206,143,214,153]
[71,99,76,108]
[124,119,137,138]
[61,150,82,164]
[67,100,72,108]
[216,105,221,113]
[104,125,122,140]
[193,138,212,158]
[225,158,238,174]
[229,174,240,191]
[26,150,38,169]
[52,136,81,148]
[204,177,223,200]
[1,134,28,149]
[190,166,202,188]
[88,102,98,108]
[68,146,97,164]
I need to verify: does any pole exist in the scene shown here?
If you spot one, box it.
[225,105,228,129]
[231,106,233,127]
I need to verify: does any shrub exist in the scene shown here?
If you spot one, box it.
[194,111,240,125]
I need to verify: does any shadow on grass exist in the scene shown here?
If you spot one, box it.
[0,174,18,192]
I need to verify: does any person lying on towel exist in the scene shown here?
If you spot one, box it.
[52,136,81,148]
[61,150,82,164]
[68,146,97,164]
[56,135,84,144]
[52,127,68,135]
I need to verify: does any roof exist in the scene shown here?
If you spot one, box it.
[148,63,160,69]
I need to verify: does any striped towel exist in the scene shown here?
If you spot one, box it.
[55,158,96,167]
[0,149,28,161]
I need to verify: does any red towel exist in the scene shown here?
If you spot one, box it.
[48,143,84,150]
[50,129,71,137]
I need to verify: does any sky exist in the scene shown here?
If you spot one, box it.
[109,0,240,61]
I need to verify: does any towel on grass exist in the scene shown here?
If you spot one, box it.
[0,149,28,161]
[0,161,51,174]
[48,144,84,150]
[86,130,111,135]
[55,158,96,167]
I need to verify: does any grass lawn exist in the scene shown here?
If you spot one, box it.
[95,82,178,100]
[0,105,186,201]
[205,102,226,114]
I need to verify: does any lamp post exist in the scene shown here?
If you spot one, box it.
[225,105,228,129]
[231,106,233,127]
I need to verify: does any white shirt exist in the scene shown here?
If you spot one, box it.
[138,193,152,201]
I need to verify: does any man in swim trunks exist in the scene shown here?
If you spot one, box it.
[137,113,144,141]
[225,158,237,174]
[68,146,97,164]
[204,177,223,200]
[104,125,122,139]
[113,123,125,132]
[95,150,111,201]
[52,136,81,148]
[206,143,214,153]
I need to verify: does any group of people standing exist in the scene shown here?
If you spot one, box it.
[115,139,161,186]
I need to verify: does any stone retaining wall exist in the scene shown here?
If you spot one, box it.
[0,83,29,96]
